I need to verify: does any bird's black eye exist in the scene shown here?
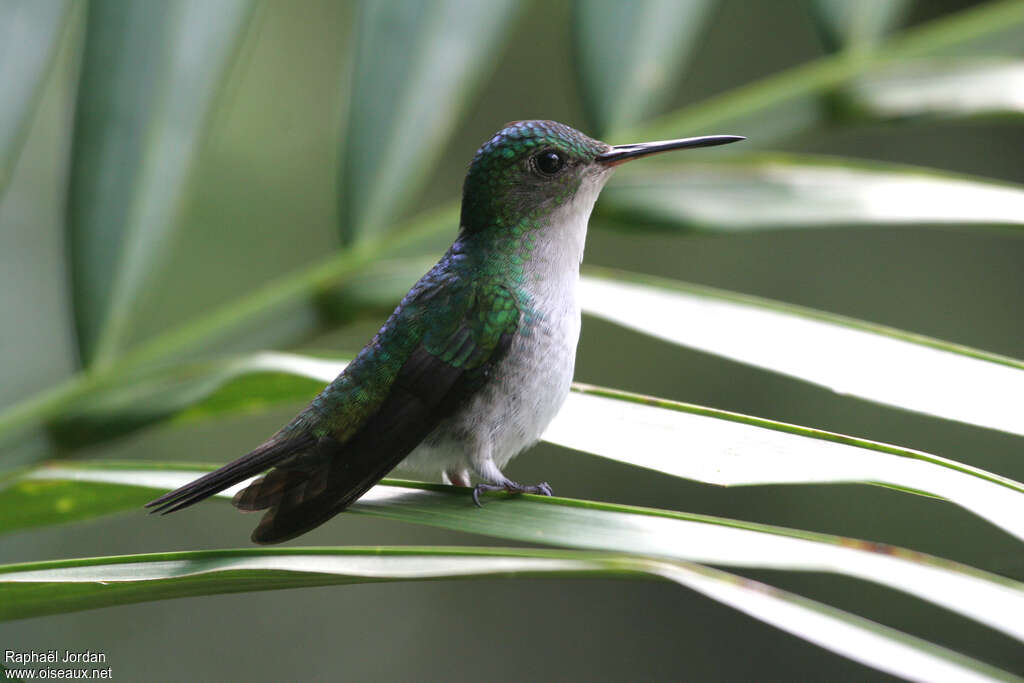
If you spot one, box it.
[534,150,565,176]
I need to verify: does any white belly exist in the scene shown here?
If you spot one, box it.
[397,273,580,480]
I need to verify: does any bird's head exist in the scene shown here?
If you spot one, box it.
[459,120,743,234]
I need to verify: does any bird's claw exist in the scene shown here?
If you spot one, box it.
[472,481,553,507]
[535,482,554,497]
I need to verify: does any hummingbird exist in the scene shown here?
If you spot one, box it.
[146,120,743,543]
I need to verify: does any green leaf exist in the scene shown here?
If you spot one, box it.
[0,553,1008,682]
[580,268,1024,438]
[4,462,1024,644]
[645,561,1019,683]
[556,385,1024,540]
[630,0,1024,144]
[66,0,259,368]
[844,58,1024,120]
[338,0,521,243]
[572,0,714,135]
[598,154,1024,231]
[42,351,1024,540]
[48,352,330,448]
[0,0,74,199]
[1,549,1016,682]
[0,546,625,621]
[811,0,911,53]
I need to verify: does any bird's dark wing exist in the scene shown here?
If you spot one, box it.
[146,269,520,544]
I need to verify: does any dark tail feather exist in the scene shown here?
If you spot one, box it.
[243,395,433,544]
[247,454,396,544]
[232,468,319,511]
[145,434,316,515]
[243,366,476,543]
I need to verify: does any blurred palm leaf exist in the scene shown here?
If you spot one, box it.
[599,155,1024,231]
[338,0,522,243]
[0,0,74,199]
[572,0,714,135]
[66,0,258,368]
[633,0,1024,143]
[811,0,912,53]
[843,58,1024,120]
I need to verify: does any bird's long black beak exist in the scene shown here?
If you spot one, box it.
[597,135,745,166]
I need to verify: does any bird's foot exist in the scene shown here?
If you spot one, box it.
[472,480,553,507]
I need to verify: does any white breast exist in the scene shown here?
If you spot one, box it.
[398,169,612,480]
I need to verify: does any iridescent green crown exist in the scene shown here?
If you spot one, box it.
[472,120,606,167]
[461,121,607,231]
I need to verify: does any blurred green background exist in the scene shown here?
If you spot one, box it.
[2,0,1023,680]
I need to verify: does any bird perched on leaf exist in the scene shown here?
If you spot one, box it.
[147,120,743,543]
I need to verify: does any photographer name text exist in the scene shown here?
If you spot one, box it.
[5,651,106,665]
